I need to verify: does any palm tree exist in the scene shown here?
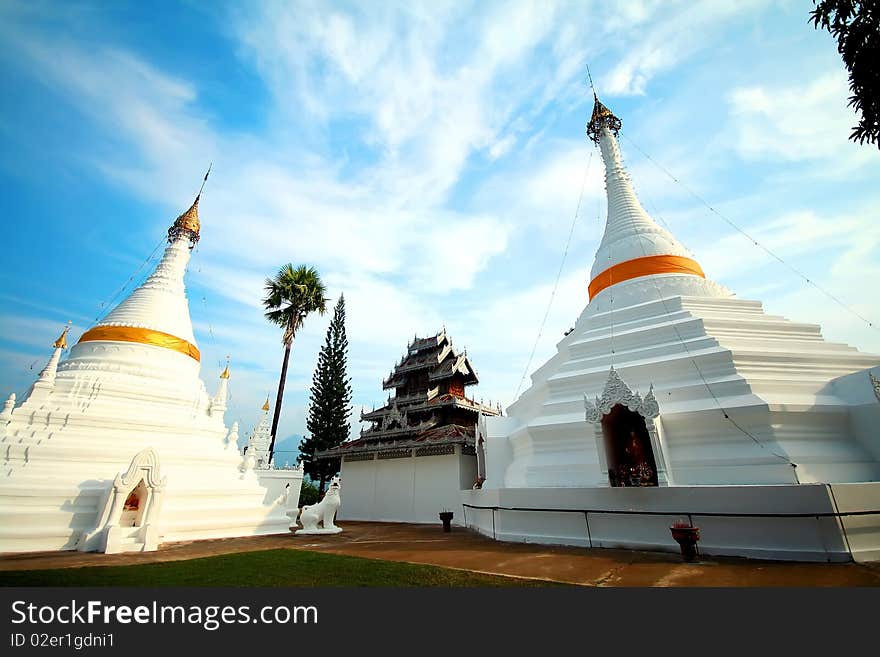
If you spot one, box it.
[263,264,327,462]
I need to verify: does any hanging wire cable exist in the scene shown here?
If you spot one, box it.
[623,184,798,469]
[634,184,699,260]
[607,213,616,366]
[513,150,593,401]
[620,132,876,331]
[93,235,166,323]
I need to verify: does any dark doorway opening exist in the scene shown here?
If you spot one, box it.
[601,404,658,487]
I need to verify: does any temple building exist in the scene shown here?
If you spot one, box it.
[0,190,301,554]
[321,329,499,524]
[463,94,880,562]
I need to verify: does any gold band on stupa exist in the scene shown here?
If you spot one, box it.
[77,326,201,361]
[588,255,705,300]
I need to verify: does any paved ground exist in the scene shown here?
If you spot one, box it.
[2,522,879,586]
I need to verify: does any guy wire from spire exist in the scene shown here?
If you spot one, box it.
[627,202,799,472]
[199,162,212,197]
[586,95,797,476]
[93,234,167,323]
[620,133,877,332]
[513,150,593,402]
[608,222,615,367]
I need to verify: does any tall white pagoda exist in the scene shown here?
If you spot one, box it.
[463,94,880,562]
[0,191,292,553]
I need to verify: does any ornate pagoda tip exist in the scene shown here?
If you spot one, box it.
[261,396,270,412]
[52,321,72,349]
[167,167,210,247]
[220,356,231,379]
[168,194,201,247]
[586,92,622,144]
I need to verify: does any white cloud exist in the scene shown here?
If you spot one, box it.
[488,134,517,160]
[0,314,86,352]
[728,72,873,164]
[600,1,763,96]
[695,209,867,281]
[4,0,880,445]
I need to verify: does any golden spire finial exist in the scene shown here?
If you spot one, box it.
[585,67,621,144]
[261,396,270,412]
[53,321,72,349]
[220,355,230,379]
[586,94,621,144]
[167,165,211,248]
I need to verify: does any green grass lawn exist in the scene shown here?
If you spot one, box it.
[0,549,558,587]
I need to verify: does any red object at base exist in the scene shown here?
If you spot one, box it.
[670,526,701,562]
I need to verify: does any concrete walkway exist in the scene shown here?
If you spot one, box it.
[2,522,879,586]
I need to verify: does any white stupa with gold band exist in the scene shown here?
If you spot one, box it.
[0,193,293,553]
[464,94,880,562]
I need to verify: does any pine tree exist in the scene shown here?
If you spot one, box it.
[299,294,352,494]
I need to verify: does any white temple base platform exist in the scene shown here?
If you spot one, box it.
[294,528,343,535]
[256,468,304,510]
[461,482,880,563]
[338,446,477,525]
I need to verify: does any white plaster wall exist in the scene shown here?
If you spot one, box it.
[339,450,476,525]
[414,454,462,522]
[830,367,880,464]
[256,469,304,511]
[484,416,515,488]
[458,453,478,491]
[338,459,378,520]
[461,482,880,562]
[828,482,880,562]
[374,457,416,520]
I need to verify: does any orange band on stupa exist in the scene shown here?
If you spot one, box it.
[588,255,705,300]
[77,326,201,362]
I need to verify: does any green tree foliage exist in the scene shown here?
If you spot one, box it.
[298,479,320,507]
[810,0,880,148]
[299,294,352,494]
[262,264,327,461]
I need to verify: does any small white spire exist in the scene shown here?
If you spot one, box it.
[224,421,240,451]
[240,449,256,475]
[244,403,273,469]
[0,393,15,423]
[210,357,230,419]
[27,326,70,400]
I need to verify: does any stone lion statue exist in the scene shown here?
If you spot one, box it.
[295,476,343,535]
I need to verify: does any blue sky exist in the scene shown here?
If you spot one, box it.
[1,0,879,461]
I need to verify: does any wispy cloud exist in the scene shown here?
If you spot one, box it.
[2,0,879,444]
[728,72,873,165]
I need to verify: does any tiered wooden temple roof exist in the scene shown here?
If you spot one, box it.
[319,329,499,458]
